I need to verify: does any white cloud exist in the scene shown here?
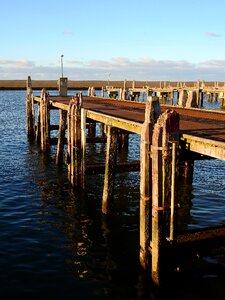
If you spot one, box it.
[63,31,73,35]
[205,32,221,37]
[0,59,35,67]
[1,57,225,81]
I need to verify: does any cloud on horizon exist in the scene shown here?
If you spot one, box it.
[1,57,225,81]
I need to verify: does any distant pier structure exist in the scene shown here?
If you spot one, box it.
[26,76,225,286]
[104,79,225,108]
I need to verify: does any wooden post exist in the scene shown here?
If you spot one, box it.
[40,89,50,152]
[169,141,178,241]
[221,88,225,108]
[81,107,86,189]
[101,87,104,97]
[102,126,118,214]
[88,121,96,138]
[140,96,161,269]
[151,109,179,285]
[178,89,188,107]
[186,90,198,108]
[35,103,41,144]
[117,131,129,151]
[56,109,67,165]
[67,93,85,188]
[26,76,35,141]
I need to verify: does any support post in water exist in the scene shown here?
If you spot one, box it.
[26,76,35,141]
[80,107,86,189]
[67,93,85,188]
[102,125,118,214]
[56,109,67,165]
[140,96,161,270]
[151,109,179,286]
[40,88,50,152]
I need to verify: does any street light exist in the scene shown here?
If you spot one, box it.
[106,72,111,86]
[61,54,64,78]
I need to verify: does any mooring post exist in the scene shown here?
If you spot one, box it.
[26,76,35,141]
[186,90,198,108]
[40,88,50,153]
[221,87,225,108]
[178,89,188,107]
[140,96,161,269]
[80,107,86,189]
[169,141,178,241]
[151,109,179,285]
[102,126,118,214]
[35,102,41,144]
[67,93,85,188]
[56,109,67,165]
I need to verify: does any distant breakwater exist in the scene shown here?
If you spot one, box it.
[0,80,146,90]
[0,79,223,90]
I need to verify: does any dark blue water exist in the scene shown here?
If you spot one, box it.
[1,90,225,299]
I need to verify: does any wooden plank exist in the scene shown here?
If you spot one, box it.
[86,110,142,134]
[181,134,225,160]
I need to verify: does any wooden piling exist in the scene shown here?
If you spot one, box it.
[151,109,179,285]
[67,93,85,188]
[140,96,161,269]
[81,107,86,189]
[186,90,198,108]
[56,110,67,165]
[35,103,41,144]
[117,131,129,151]
[102,126,118,214]
[169,141,178,241]
[178,89,188,107]
[40,89,50,152]
[26,76,35,141]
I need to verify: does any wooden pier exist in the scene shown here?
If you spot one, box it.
[26,76,225,286]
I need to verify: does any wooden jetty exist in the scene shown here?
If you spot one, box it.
[26,76,225,286]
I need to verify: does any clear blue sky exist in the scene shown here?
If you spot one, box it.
[1,0,225,81]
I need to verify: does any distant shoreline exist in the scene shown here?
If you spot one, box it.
[0,79,147,90]
[0,79,223,90]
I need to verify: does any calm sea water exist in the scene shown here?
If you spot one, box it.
[1,90,225,299]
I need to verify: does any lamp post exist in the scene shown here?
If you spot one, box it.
[61,54,64,78]
[106,72,111,86]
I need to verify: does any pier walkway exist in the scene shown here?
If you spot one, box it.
[34,95,225,160]
[26,79,225,286]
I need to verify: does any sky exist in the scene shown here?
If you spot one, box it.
[1,0,225,81]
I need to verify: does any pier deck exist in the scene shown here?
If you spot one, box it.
[34,95,225,160]
[28,89,225,285]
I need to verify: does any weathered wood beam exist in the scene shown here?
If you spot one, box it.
[151,109,179,285]
[181,134,225,160]
[40,89,50,152]
[56,110,67,165]
[86,110,142,134]
[67,94,85,188]
[140,96,161,270]
[26,76,35,141]
[102,126,118,214]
